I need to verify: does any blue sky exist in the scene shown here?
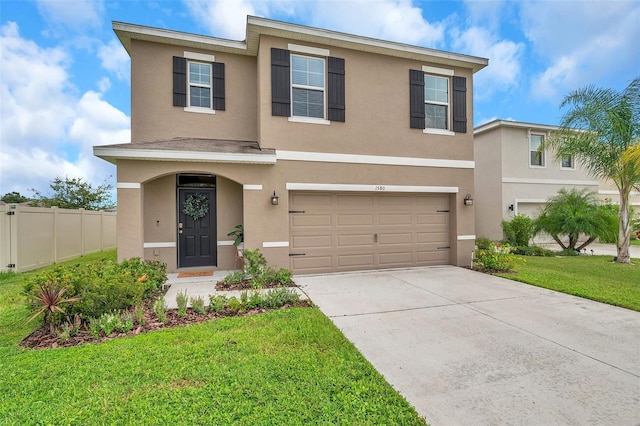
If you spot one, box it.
[1,0,639,199]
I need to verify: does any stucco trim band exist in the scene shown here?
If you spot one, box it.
[262,242,290,248]
[117,182,141,189]
[286,183,459,193]
[277,150,474,169]
[503,177,598,186]
[143,242,176,248]
[243,184,263,190]
[457,235,476,241]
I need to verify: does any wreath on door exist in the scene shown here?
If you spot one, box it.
[183,193,209,220]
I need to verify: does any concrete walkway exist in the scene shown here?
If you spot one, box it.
[296,266,640,425]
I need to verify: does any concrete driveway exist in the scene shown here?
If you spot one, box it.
[296,267,640,425]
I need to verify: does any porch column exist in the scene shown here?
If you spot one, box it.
[116,182,144,261]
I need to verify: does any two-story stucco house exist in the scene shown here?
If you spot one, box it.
[474,119,601,241]
[94,16,488,274]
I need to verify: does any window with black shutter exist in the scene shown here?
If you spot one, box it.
[271,47,345,122]
[410,69,467,133]
[172,54,225,112]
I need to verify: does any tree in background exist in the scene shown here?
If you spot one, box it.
[31,176,114,211]
[546,77,639,263]
[1,191,31,204]
[534,189,616,252]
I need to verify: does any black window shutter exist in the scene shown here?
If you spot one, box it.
[173,56,187,107]
[271,48,290,117]
[409,69,425,129]
[212,62,225,111]
[452,76,467,133]
[327,57,345,122]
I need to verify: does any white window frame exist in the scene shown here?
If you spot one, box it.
[560,154,575,170]
[287,43,331,126]
[529,133,546,168]
[184,51,215,115]
[289,53,327,124]
[421,66,454,136]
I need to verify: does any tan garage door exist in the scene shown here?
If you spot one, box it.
[289,192,451,273]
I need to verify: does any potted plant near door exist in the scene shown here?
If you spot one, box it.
[227,225,244,270]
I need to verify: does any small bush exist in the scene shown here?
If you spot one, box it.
[227,297,241,311]
[511,245,555,257]
[209,295,227,312]
[475,237,494,250]
[119,311,134,333]
[262,287,300,308]
[134,305,145,326]
[176,290,189,317]
[243,249,267,282]
[474,243,525,273]
[502,214,535,247]
[557,248,580,256]
[95,311,121,336]
[153,297,167,323]
[190,296,206,314]
[221,271,245,286]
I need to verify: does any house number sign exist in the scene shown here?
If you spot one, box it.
[374,186,386,191]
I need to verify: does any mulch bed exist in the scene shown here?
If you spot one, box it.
[20,290,311,350]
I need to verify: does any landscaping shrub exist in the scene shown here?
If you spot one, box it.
[474,243,524,273]
[475,237,494,250]
[23,258,167,325]
[190,296,206,314]
[153,297,167,323]
[176,290,189,316]
[208,295,228,312]
[511,245,555,257]
[502,214,535,247]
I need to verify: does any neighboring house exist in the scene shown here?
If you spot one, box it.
[474,120,599,241]
[94,16,488,274]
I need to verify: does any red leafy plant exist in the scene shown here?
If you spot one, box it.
[25,281,81,333]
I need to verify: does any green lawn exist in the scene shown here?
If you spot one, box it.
[0,252,425,425]
[630,239,640,246]
[498,255,640,311]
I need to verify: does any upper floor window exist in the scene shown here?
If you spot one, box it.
[188,61,212,109]
[561,154,574,169]
[424,75,449,130]
[530,134,545,167]
[291,55,325,119]
[410,66,466,134]
[173,52,225,114]
[271,46,345,124]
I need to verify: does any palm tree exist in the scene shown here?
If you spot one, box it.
[535,189,616,252]
[547,77,640,263]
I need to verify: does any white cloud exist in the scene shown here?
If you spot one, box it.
[36,0,104,32]
[308,0,445,46]
[451,26,524,98]
[183,0,445,46]
[0,22,127,197]
[521,0,640,100]
[183,0,257,40]
[98,39,130,82]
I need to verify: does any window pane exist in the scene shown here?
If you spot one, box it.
[425,104,447,129]
[424,75,448,103]
[190,87,211,108]
[189,62,210,85]
[531,152,543,166]
[562,155,573,168]
[291,55,324,88]
[530,135,544,166]
[292,88,324,118]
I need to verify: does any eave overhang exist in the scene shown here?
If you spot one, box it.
[113,16,488,73]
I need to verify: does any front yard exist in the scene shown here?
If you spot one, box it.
[498,255,640,311]
[0,252,426,425]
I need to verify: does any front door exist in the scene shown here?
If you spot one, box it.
[178,188,216,268]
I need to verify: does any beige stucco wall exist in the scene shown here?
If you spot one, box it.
[130,40,258,143]
[256,36,474,161]
[116,31,479,272]
[475,124,599,241]
[474,130,504,240]
[117,156,474,271]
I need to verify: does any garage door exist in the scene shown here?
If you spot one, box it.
[289,192,451,273]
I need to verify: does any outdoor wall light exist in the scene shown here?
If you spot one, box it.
[270,191,279,206]
[463,194,474,206]
[508,204,514,211]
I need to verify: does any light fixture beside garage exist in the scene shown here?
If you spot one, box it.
[271,191,279,206]
[463,194,474,206]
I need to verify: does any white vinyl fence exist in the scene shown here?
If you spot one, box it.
[0,204,116,273]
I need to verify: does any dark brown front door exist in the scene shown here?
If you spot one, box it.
[178,188,216,268]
